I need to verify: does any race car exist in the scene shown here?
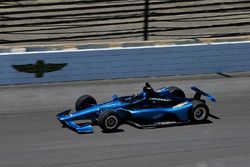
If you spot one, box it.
[57,83,216,133]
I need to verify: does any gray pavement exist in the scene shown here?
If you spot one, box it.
[0,73,250,167]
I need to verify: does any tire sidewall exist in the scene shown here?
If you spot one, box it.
[75,95,97,111]
[168,86,186,98]
[190,100,209,123]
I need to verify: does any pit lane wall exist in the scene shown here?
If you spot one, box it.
[0,41,250,85]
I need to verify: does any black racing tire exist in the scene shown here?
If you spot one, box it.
[75,95,97,111]
[98,110,121,132]
[189,100,209,123]
[168,86,186,98]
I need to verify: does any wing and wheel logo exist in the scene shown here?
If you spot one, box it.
[12,60,67,78]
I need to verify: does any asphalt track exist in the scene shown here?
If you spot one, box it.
[0,72,250,167]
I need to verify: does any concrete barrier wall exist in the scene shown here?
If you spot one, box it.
[0,41,250,85]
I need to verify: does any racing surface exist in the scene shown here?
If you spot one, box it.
[0,73,250,167]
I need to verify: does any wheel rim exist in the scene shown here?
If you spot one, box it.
[105,115,118,129]
[194,107,207,121]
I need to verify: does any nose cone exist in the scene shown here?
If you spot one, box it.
[58,115,70,121]
[56,110,70,120]
[56,109,84,122]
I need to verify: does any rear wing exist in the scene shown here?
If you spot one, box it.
[191,86,216,102]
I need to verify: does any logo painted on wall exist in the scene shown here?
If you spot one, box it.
[12,60,67,78]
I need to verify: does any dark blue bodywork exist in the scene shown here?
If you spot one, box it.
[57,86,215,133]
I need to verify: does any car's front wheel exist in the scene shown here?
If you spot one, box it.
[98,110,121,132]
[75,95,97,111]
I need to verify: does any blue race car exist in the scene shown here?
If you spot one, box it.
[57,83,216,133]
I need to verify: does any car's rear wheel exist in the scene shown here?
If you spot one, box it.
[75,95,97,111]
[168,86,186,98]
[98,110,121,132]
[189,100,209,123]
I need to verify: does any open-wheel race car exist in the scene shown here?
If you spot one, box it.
[57,83,216,133]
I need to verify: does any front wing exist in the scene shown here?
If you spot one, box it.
[57,110,93,133]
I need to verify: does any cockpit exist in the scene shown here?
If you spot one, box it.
[118,93,145,103]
